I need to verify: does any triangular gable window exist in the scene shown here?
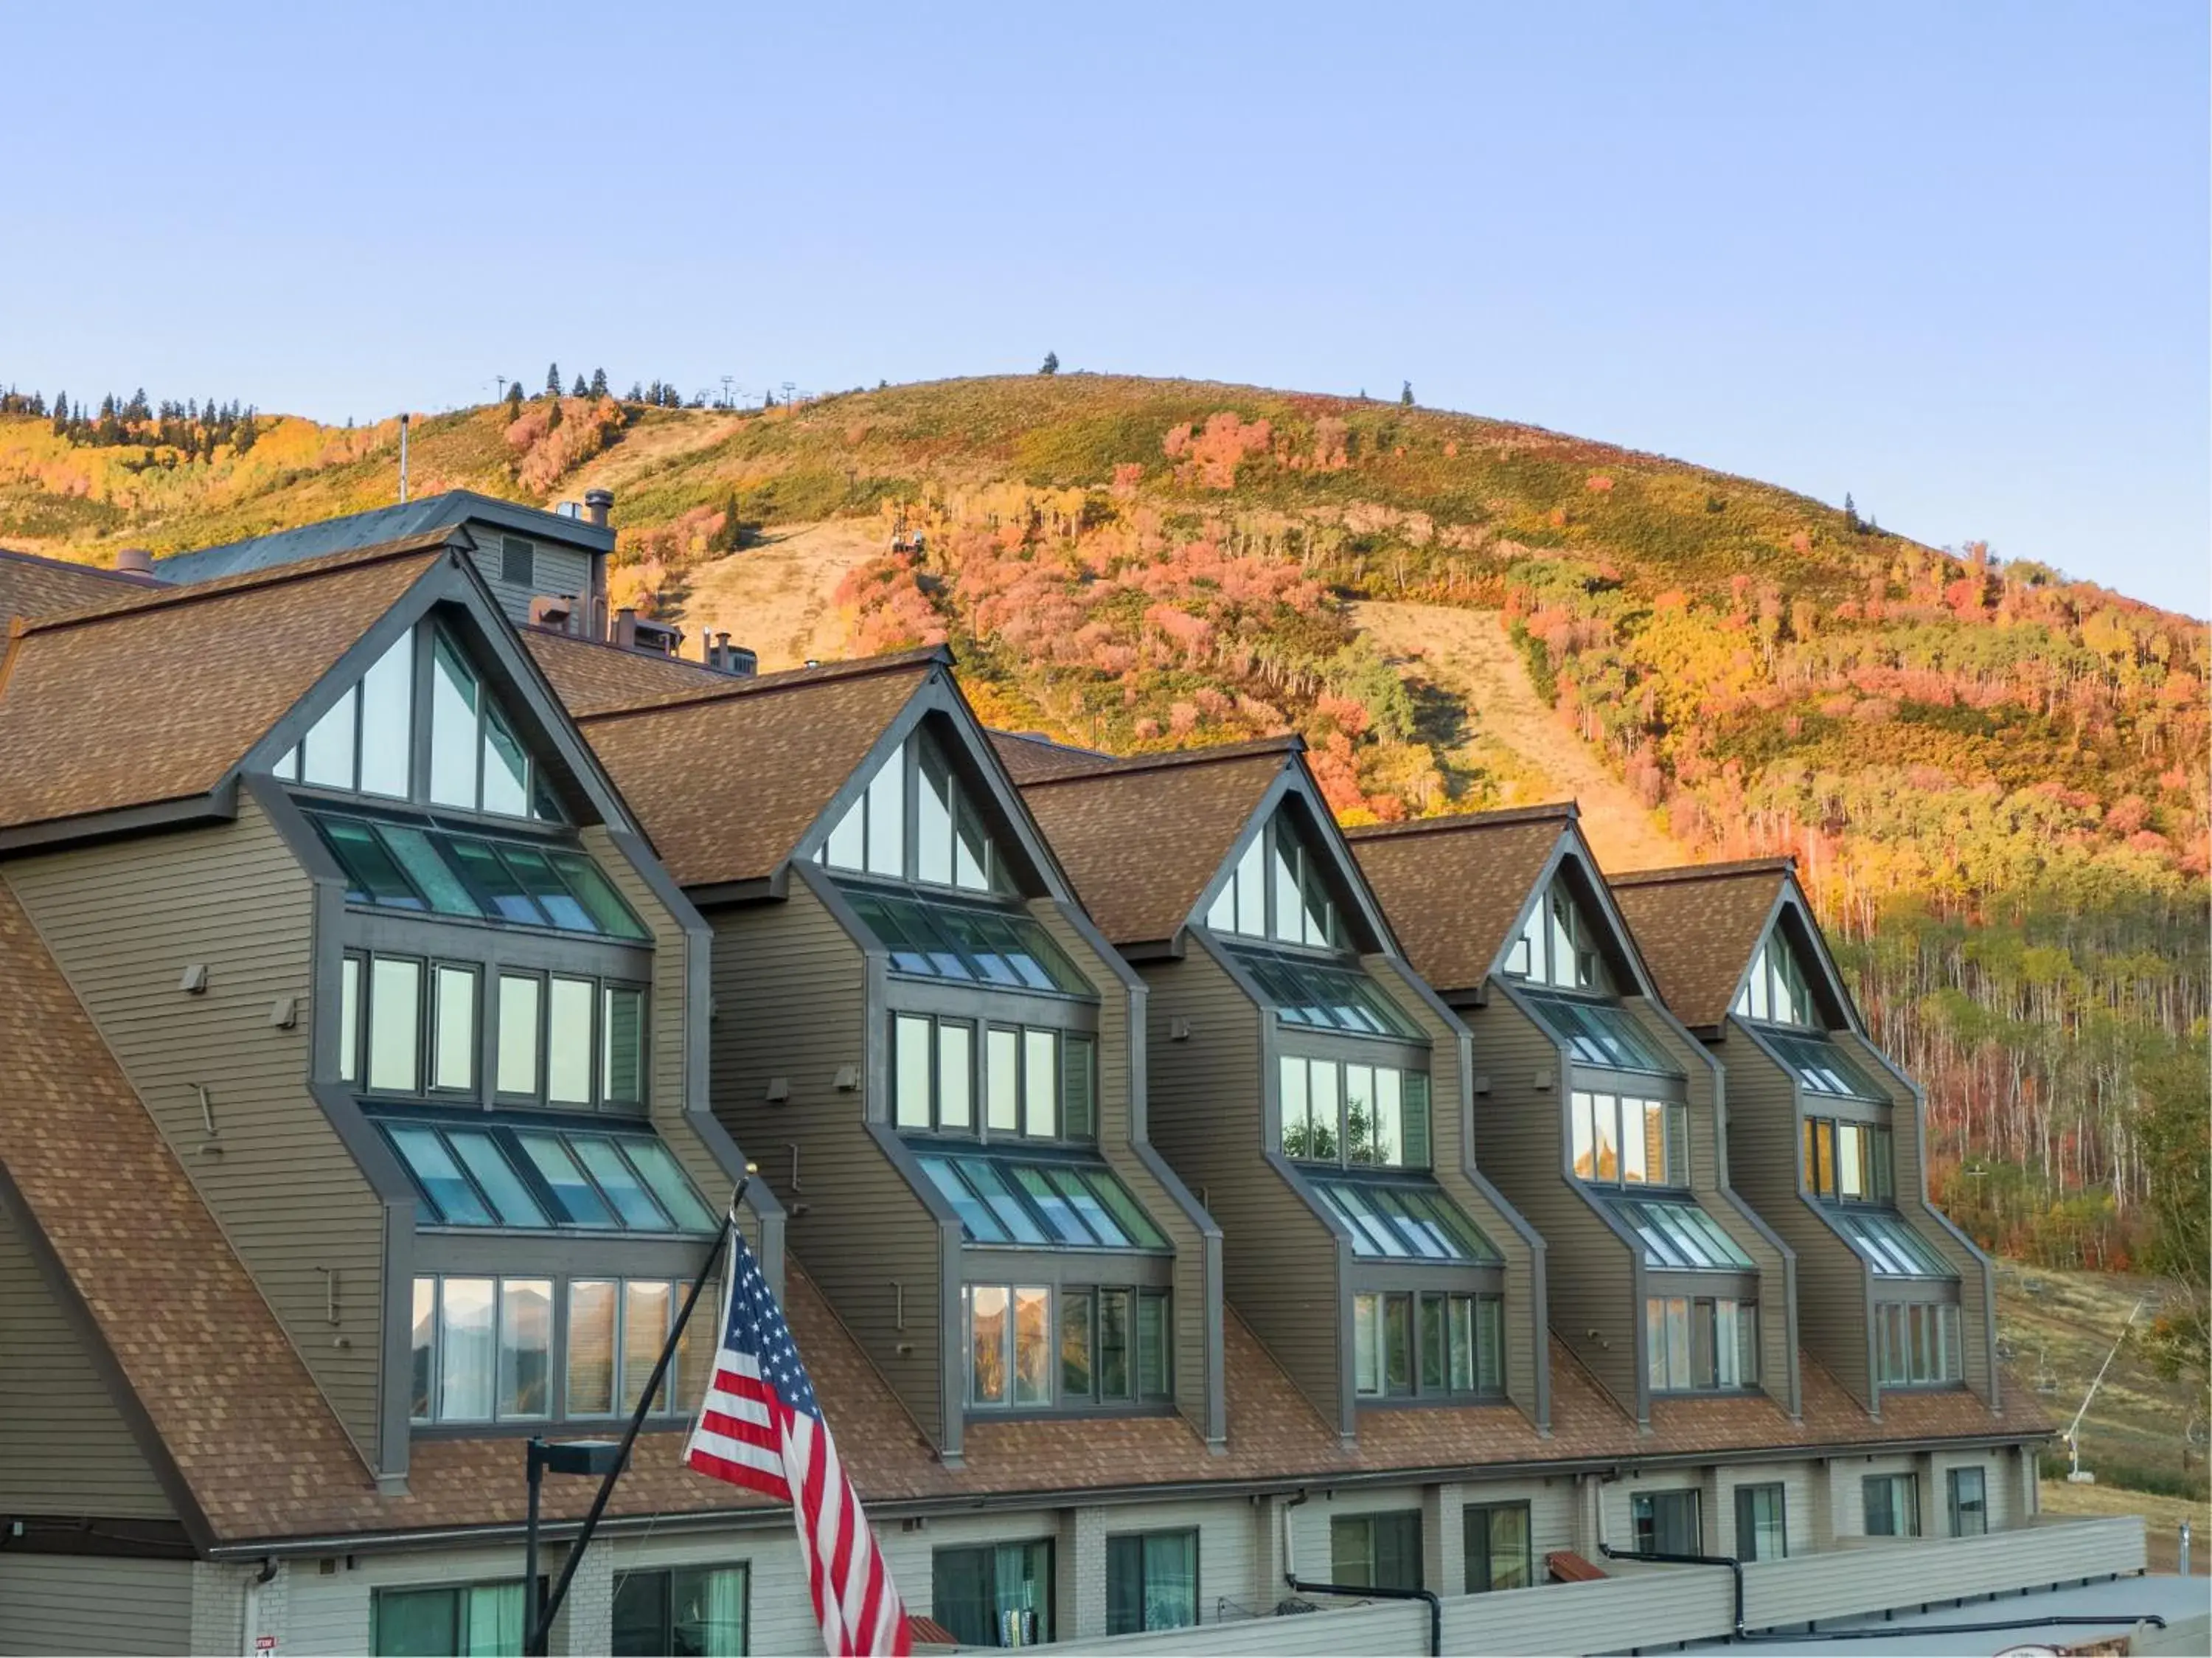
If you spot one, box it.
[818,726,1012,894]
[1205,807,1343,951]
[275,622,562,822]
[1502,875,1613,993]
[1734,926,1820,1027]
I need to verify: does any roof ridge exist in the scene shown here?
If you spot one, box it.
[991,729,1114,760]
[0,545,168,587]
[522,623,729,675]
[1014,733,1304,788]
[1609,856,1798,887]
[1344,800,1579,840]
[18,532,458,637]
[577,645,950,724]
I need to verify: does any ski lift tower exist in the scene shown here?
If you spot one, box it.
[2062,1298,2143,1483]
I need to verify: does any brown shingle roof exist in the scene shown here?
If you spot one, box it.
[0,546,164,631]
[1608,861,1793,1028]
[0,537,448,832]
[987,729,1115,783]
[1346,806,1575,994]
[1014,740,1298,945]
[573,650,946,888]
[522,626,737,718]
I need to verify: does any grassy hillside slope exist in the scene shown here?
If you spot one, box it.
[4,374,2205,1280]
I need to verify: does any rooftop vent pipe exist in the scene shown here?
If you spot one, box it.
[584,489,613,529]
[114,548,156,575]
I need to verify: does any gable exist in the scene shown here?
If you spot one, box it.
[1608,861,1793,1030]
[1203,787,1381,953]
[1732,899,1858,1032]
[1502,861,1626,993]
[1346,811,1567,994]
[818,720,1017,894]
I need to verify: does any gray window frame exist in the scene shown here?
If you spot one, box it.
[1463,1500,1534,1593]
[1946,1466,1988,1537]
[1734,1482,1787,1561]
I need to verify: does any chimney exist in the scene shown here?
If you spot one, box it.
[584,488,613,529]
[613,607,638,651]
[114,547,156,576]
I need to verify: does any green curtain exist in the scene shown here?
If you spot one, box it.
[466,1582,524,1657]
[1141,1532,1197,1630]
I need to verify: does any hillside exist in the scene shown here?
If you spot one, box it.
[3,373,2205,1282]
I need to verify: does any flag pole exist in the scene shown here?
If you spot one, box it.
[525,1176,749,1656]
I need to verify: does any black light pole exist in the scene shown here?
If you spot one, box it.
[522,1179,747,1657]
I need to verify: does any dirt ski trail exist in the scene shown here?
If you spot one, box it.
[669,519,883,673]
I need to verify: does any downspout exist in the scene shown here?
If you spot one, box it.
[241,1556,278,1656]
[1284,1489,1442,1658]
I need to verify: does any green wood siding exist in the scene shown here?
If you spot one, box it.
[0,1556,193,1657]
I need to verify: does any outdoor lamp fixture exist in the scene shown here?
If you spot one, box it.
[523,1439,625,1654]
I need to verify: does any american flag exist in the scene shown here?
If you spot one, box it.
[685,1225,912,1657]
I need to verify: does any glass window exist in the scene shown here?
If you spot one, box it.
[379,824,482,916]
[864,749,904,875]
[546,851,650,940]
[358,630,414,799]
[409,1278,435,1421]
[1382,1291,1413,1395]
[622,1281,672,1414]
[568,1280,617,1415]
[323,817,424,908]
[497,1278,552,1418]
[1863,1473,1920,1537]
[1099,1288,1130,1399]
[1503,877,1615,992]
[573,1137,672,1230]
[432,965,476,1092]
[446,1130,548,1227]
[1330,1511,1422,1592]
[622,1140,718,1232]
[1061,1291,1093,1397]
[372,1581,525,1657]
[845,890,1092,995]
[339,956,361,1083]
[1947,1467,1988,1538]
[1060,1034,1093,1141]
[939,1021,975,1130]
[302,682,358,790]
[498,975,540,1097]
[437,1277,496,1422]
[368,958,422,1092]
[613,1565,749,1658]
[969,1286,1009,1405]
[429,633,482,809]
[518,1133,617,1227]
[546,978,594,1104]
[1106,1530,1197,1635]
[824,791,866,870]
[445,836,543,925]
[895,1015,933,1128]
[1012,1287,1052,1406]
[602,988,644,1106]
[987,1027,1020,1131]
[917,743,956,886]
[498,844,592,932]
[1464,1502,1532,1593]
[1736,1482,1787,1561]
[1631,1489,1702,1556]
[481,706,531,819]
[1023,1030,1057,1137]
[1136,1289,1170,1399]
[931,1541,1051,1649]
[1233,835,1266,936]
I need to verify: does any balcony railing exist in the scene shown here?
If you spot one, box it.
[1044,1515,2146,1657]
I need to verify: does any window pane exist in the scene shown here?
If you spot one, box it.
[547,851,650,940]
[1371,1069,1403,1168]
[497,1278,552,1418]
[302,686,358,790]
[1023,1030,1057,1137]
[574,1137,672,1229]
[368,959,422,1092]
[568,1280,617,1414]
[1061,1035,1094,1141]
[1665,1103,1689,1187]
[429,634,481,808]
[622,1281,673,1413]
[920,1158,1009,1242]
[518,1133,616,1227]
[1383,1293,1411,1394]
[497,975,540,1096]
[547,978,594,1104]
[1621,1095,1649,1184]
[1137,1291,1169,1399]
[987,1028,1020,1131]
[824,791,866,870]
[1419,1292,1446,1391]
[1084,1168,1167,1249]
[930,1021,974,1130]
[1099,1289,1131,1399]
[374,825,482,917]
[353,629,414,798]
[438,1277,496,1421]
[431,966,476,1092]
[1449,1296,1475,1392]
[895,1015,933,1128]
[1046,1168,1126,1245]
[340,956,361,1083]
[970,1286,1009,1404]
[481,704,530,818]
[1309,1061,1340,1162]
[1271,838,1302,944]
[1233,836,1266,935]
[1666,1297,1691,1390]
[446,1131,546,1227]
[1838,1123,1865,1199]
[375,1587,460,1657]
[1280,1055,1310,1157]
[1646,1297,1669,1392]
[1354,1292,1382,1395]
[669,1565,748,1658]
[389,1125,492,1225]
[622,1140,718,1232]
[1013,1287,1052,1406]
[865,751,905,875]
[602,988,644,1106]
[1062,1291,1093,1397]
[321,816,424,908]
[1343,1064,1375,1164]
[917,742,956,886]
[498,844,595,932]
[1572,1090,1596,1179]
[409,1278,434,1421]
[1011,1165,1091,1244]
[1591,1094,1619,1182]
[1476,1297,1504,1392]
[442,835,546,925]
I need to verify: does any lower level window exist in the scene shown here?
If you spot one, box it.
[967,1283,1171,1408]
[1947,1467,1988,1537]
[1646,1295,1758,1392]
[1863,1472,1920,1537]
[372,1581,525,1657]
[1735,1482,1787,1561]
[933,1540,1052,1648]
[411,1274,702,1425]
[612,1564,749,1657]
[1354,1290,1503,1399]
[1463,1502,1532,1592]
[1631,1488,1702,1555]
[1332,1510,1423,1590]
[1106,1529,1198,1634]
[1877,1301,1963,1386]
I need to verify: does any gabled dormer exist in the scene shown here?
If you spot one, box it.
[1613,859,1996,1417]
[1014,737,1551,1440]
[550,648,1223,1463]
[1352,807,1801,1427]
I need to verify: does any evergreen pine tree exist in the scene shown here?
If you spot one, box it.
[627,382,643,403]
[589,367,608,398]
[571,374,588,398]
[1039,350,1059,375]
[505,382,524,417]
[544,363,562,398]
[1843,493,1862,533]
[50,392,67,434]
[546,398,563,431]
[1400,381,1415,406]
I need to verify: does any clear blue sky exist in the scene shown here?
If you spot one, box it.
[7,2,2205,614]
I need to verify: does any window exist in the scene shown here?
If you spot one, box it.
[1235,950,1422,1038]
[1734,931,1818,1027]
[1106,1530,1198,1634]
[969,1284,1171,1408]
[1947,1467,1989,1538]
[293,630,416,802]
[372,1581,526,1657]
[498,536,535,589]
[1877,1302,1964,1385]
[1735,1483,1787,1561]
[1329,1511,1422,1591]
[1316,1179,1501,1263]
[411,1273,703,1426]
[1606,1195,1757,1271]
[1863,1473,1920,1538]
[1279,1056,1431,1166]
[1354,1291,1503,1399]
[432,965,477,1092]
[843,888,1092,995]
[1204,811,1342,949]
[313,812,648,938]
[368,957,422,1092]
[1571,1091,1688,1187]
[1464,1502,1533,1592]
[932,1541,1052,1648]
[919,1153,1165,1248]
[1767,1032,1885,1100]
[902,1022,1093,1142]
[820,728,1010,894]
[1804,1117,1896,1203]
[383,1120,714,1232]
[1836,1209,1956,1278]
[612,1565,748,1657]
[1503,878,1613,992]
[1630,1489,1702,1556]
[1646,1296,1759,1392]
[1526,993,1674,1074]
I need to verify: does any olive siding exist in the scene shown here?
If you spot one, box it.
[3,797,386,1457]
[706,883,944,1442]
[0,1196,175,1519]
[1366,954,1544,1421]
[1143,947,1343,1429]
[0,1556,194,1657]
[464,531,594,625]
[1029,901,1211,1435]
[1467,994,1640,1415]
[1724,1036,1877,1409]
[1629,1001,1796,1412]
[1837,1029,2000,1409]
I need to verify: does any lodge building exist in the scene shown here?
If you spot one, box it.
[0,498,2138,1657]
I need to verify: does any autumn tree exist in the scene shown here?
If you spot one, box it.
[2134,1044,2210,1390]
